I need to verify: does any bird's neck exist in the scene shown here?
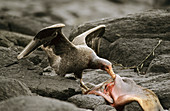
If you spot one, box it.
[89,57,103,69]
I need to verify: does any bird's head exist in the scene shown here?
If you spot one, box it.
[92,58,116,79]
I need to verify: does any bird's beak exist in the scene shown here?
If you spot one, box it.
[105,66,116,79]
[17,39,41,59]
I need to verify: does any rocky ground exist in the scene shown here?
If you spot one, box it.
[0,0,170,111]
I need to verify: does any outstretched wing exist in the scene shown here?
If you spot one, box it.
[43,30,76,55]
[35,24,65,39]
[72,25,105,47]
[17,23,75,59]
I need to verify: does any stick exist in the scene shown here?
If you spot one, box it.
[136,39,162,74]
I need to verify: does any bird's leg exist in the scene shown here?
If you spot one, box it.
[74,71,90,93]
[80,78,90,91]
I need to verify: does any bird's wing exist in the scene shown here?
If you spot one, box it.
[44,30,76,55]
[17,23,76,59]
[34,24,65,40]
[72,25,105,47]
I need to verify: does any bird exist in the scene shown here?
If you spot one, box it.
[87,74,164,111]
[17,23,116,90]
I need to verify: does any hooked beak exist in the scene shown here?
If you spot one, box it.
[105,66,116,79]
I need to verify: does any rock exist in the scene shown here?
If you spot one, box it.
[109,38,158,67]
[0,13,53,36]
[147,54,170,73]
[83,69,111,85]
[0,46,81,100]
[108,0,127,3]
[0,30,33,47]
[68,94,107,109]
[109,38,170,67]
[0,96,88,111]
[33,75,81,100]
[0,31,14,47]
[153,0,170,7]
[108,0,153,5]
[124,102,143,111]
[96,38,111,59]
[0,0,152,26]
[0,76,32,102]
[70,10,170,42]
[94,105,116,111]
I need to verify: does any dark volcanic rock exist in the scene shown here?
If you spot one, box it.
[68,94,107,109]
[83,69,111,85]
[0,13,53,36]
[109,0,153,4]
[33,75,81,100]
[0,96,88,111]
[0,46,81,100]
[109,38,170,67]
[124,102,143,111]
[94,105,116,111]
[0,30,32,47]
[0,0,152,26]
[0,76,32,102]
[97,37,111,59]
[70,10,170,42]
[153,0,170,7]
[147,54,170,73]
[109,38,158,67]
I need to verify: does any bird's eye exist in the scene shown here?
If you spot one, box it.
[105,66,109,70]
[101,65,105,70]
